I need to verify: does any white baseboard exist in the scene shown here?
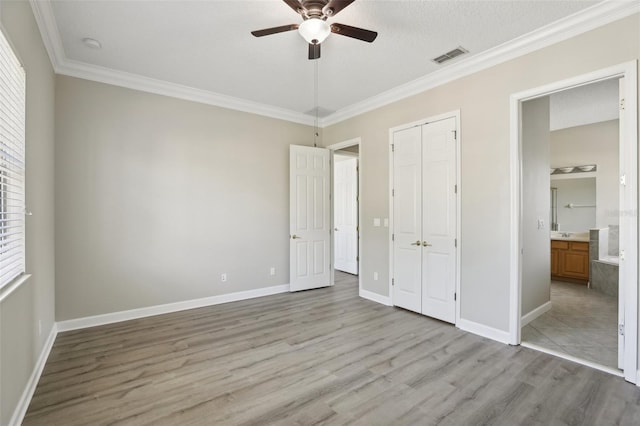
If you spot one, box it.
[9,323,58,426]
[57,284,290,332]
[359,289,392,306]
[521,301,552,327]
[457,318,511,344]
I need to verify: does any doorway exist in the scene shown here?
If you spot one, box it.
[510,61,638,383]
[327,139,362,291]
[333,151,359,275]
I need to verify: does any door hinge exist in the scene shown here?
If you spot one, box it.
[356,256,359,262]
[453,130,457,140]
[619,323,624,335]
[392,234,395,241]
[620,174,627,186]
[620,250,625,261]
[392,278,395,286]
[454,184,457,194]
[391,144,395,152]
[454,238,457,248]
[356,196,359,203]
[356,226,359,232]
[392,189,395,197]
[620,98,626,110]
[356,166,359,172]
[454,292,457,301]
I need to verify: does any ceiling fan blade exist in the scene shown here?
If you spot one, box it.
[308,43,321,60]
[282,0,304,15]
[330,23,377,43]
[323,0,356,17]
[251,24,299,37]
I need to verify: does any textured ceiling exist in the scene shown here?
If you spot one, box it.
[48,0,600,118]
[550,78,620,131]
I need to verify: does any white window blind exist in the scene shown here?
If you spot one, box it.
[0,29,26,291]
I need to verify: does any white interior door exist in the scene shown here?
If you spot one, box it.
[421,117,457,323]
[290,145,331,292]
[392,127,423,313]
[334,155,358,275]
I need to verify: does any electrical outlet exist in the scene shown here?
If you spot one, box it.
[270,267,276,276]
[373,272,379,281]
[221,273,227,282]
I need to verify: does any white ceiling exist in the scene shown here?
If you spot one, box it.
[39,0,621,123]
[550,78,620,131]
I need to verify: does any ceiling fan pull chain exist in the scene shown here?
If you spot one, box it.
[314,58,319,147]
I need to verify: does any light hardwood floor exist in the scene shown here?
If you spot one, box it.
[25,272,640,425]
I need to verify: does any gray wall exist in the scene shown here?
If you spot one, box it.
[55,76,314,320]
[0,1,56,424]
[322,14,639,332]
[521,97,551,318]
[551,119,619,228]
[554,177,597,232]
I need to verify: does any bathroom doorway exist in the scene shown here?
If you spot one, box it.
[509,62,638,383]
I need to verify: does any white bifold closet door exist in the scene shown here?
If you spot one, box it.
[392,117,457,324]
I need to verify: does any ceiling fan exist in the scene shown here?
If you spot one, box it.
[251,0,378,60]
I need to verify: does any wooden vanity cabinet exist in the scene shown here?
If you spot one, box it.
[550,240,589,284]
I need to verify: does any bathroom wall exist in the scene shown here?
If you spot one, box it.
[550,119,619,228]
[521,97,551,318]
[553,177,596,232]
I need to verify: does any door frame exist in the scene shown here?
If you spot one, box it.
[327,138,362,293]
[388,110,462,324]
[509,61,638,384]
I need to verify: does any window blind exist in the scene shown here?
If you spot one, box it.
[0,29,26,290]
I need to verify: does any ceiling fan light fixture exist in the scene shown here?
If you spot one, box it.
[298,18,330,44]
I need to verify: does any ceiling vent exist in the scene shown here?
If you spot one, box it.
[305,107,335,118]
[432,46,469,64]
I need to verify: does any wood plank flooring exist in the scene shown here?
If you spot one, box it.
[24,272,640,425]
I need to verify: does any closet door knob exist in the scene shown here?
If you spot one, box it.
[410,240,421,246]
[422,241,432,247]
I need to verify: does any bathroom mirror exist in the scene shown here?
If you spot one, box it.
[550,176,596,232]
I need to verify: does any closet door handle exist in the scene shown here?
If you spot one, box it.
[422,241,432,247]
[410,240,421,246]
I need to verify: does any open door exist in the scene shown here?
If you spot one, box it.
[290,145,331,291]
[334,155,359,275]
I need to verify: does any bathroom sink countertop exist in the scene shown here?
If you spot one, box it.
[550,232,589,242]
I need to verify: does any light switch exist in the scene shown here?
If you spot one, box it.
[537,219,545,229]
[383,218,389,227]
[373,218,381,227]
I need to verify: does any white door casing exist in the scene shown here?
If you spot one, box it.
[421,117,457,323]
[509,62,637,384]
[392,126,423,313]
[618,76,625,370]
[334,156,358,274]
[290,145,331,292]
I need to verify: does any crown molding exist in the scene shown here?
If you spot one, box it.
[56,59,316,125]
[29,0,638,128]
[321,0,640,127]
[28,0,315,126]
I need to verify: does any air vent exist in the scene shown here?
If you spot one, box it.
[432,46,469,64]
[304,107,335,118]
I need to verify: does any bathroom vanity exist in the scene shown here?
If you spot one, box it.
[551,235,590,284]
